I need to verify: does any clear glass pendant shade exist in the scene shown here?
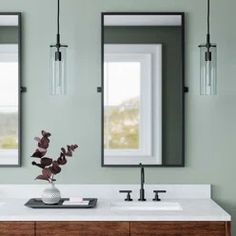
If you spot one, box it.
[200,45,217,95]
[50,46,67,95]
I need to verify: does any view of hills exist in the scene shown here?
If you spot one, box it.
[0,112,18,149]
[104,97,140,150]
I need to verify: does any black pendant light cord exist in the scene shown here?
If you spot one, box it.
[206,0,210,45]
[56,0,60,47]
[57,0,60,36]
[51,0,67,58]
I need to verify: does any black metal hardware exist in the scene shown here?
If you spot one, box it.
[50,0,68,61]
[153,190,167,201]
[97,87,102,93]
[198,0,216,61]
[138,163,146,201]
[184,87,189,93]
[119,190,133,201]
[21,86,27,93]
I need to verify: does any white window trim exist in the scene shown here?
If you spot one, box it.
[0,44,18,62]
[104,52,152,157]
[0,150,18,165]
[104,44,162,165]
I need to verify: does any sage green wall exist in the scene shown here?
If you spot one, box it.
[0,0,235,233]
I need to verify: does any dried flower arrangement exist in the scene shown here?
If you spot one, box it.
[31,130,78,183]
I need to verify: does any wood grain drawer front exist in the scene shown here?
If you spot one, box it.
[0,222,35,236]
[36,221,129,236]
[130,222,230,236]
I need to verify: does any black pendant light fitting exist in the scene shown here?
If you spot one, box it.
[49,0,68,95]
[199,0,217,96]
[50,0,68,60]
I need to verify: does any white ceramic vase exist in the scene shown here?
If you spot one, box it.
[42,182,61,205]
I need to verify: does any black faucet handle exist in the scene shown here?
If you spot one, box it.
[153,190,167,201]
[154,190,167,193]
[119,190,133,201]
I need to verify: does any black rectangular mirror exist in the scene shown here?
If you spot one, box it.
[101,13,185,167]
[0,13,21,166]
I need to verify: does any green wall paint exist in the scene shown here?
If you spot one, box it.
[104,26,183,165]
[0,0,235,233]
[0,26,18,44]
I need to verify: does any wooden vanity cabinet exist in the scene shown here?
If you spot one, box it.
[0,221,231,236]
[35,221,129,236]
[0,222,34,236]
[130,222,231,236]
[35,221,231,236]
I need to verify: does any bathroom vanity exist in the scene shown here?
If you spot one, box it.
[0,184,231,236]
[0,221,229,236]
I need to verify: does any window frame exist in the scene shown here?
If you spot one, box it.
[0,45,19,164]
[103,44,162,165]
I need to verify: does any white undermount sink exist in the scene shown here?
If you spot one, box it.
[111,201,182,211]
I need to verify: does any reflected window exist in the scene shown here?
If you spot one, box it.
[0,45,18,162]
[104,61,141,150]
[0,14,21,166]
[104,44,154,158]
[0,45,18,164]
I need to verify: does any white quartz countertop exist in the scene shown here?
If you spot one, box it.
[0,198,231,222]
[0,184,231,222]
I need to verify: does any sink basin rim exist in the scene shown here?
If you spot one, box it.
[111,201,183,211]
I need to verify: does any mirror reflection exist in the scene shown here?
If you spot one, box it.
[102,13,185,166]
[0,14,21,166]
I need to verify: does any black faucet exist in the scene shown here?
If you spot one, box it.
[138,163,146,201]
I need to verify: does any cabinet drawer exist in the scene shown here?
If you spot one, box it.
[130,221,231,236]
[0,222,34,236]
[36,221,129,236]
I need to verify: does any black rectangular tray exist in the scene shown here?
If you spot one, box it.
[25,198,97,209]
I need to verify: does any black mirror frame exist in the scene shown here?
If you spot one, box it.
[0,12,22,167]
[100,12,186,167]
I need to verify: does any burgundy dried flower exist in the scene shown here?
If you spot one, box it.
[31,130,78,183]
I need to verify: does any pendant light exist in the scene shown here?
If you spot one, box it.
[199,0,217,96]
[50,0,68,95]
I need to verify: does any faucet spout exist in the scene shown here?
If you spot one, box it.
[138,163,146,201]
